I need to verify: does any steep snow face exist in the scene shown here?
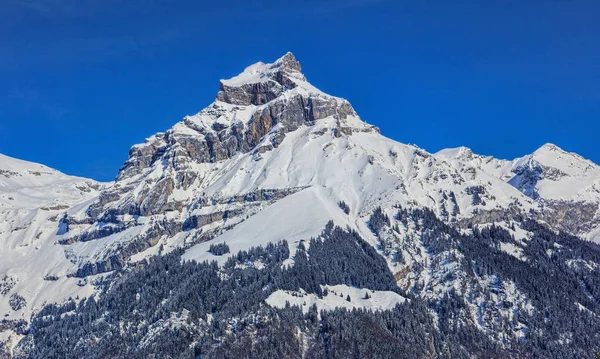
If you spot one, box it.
[519,143,600,201]
[0,154,105,325]
[176,115,540,266]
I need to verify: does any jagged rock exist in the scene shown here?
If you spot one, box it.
[541,200,600,236]
[117,134,166,181]
[74,253,125,278]
[217,80,284,106]
[216,52,304,106]
[182,210,242,231]
[509,159,544,199]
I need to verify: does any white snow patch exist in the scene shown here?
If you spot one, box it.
[182,186,352,265]
[500,242,527,261]
[265,285,406,313]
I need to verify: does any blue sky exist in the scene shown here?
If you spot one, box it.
[1,0,599,181]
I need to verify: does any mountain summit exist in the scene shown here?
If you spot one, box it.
[2,54,600,358]
[217,52,307,105]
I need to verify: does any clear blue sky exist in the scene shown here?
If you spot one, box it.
[1,0,599,181]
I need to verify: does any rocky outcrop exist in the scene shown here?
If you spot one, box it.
[117,134,166,181]
[541,200,600,236]
[89,53,361,219]
[458,206,525,228]
[73,253,126,278]
[216,52,304,106]
[59,222,131,245]
[217,80,284,106]
[182,209,243,231]
[509,159,544,199]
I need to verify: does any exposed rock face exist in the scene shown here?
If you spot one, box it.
[117,134,166,181]
[217,80,284,106]
[509,158,544,199]
[89,52,364,219]
[74,253,125,278]
[182,209,242,232]
[216,52,304,106]
[541,200,600,236]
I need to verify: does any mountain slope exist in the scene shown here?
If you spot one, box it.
[0,154,104,347]
[435,143,600,241]
[2,53,600,358]
[72,53,546,274]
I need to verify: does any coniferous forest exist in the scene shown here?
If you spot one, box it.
[8,208,600,359]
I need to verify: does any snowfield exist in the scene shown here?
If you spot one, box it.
[265,285,406,313]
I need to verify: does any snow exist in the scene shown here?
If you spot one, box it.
[221,52,302,87]
[0,154,106,323]
[221,61,274,87]
[437,143,600,203]
[182,186,353,265]
[219,52,328,98]
[527,144,600,201]
[4,53,600,344]
[265,285,406,313]
[500,242,527,261]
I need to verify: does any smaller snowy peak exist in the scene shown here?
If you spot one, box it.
[435,146,475,161]
[435,143,600,206]
[434,146,509,169]
[529,143,598,178]
[0,153,102,192]
[534,142,563,154]
[434,146,514,181]
[0,153,104,210]
[0,153,57,176]
[0,154,105,324]
[507,143,600,199]
[510,143,600,202]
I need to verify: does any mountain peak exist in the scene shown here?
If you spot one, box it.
[274,51,302,73]
[216,53,312,106]
[530,142,595,168]
[0,152,57,175]
[116,53,364,183]
[534,143,564,155]
[217,52,307,102]
[435,146,474,160]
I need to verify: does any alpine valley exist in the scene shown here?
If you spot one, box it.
[2,53,600,358]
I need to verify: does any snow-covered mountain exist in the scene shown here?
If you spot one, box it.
[436,143,600,241]
[0,154,104,346]
[2,53,600,358]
